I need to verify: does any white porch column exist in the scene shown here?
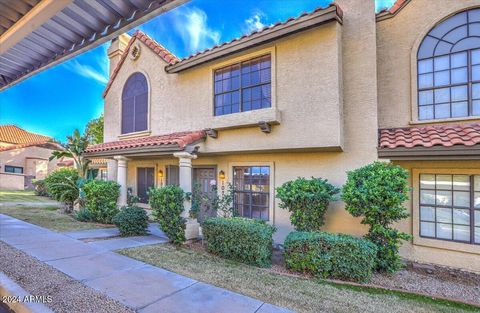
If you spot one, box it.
[114,156,128,207]
[174,151,199,239]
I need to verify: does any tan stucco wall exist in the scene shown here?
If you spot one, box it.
[0,146,61,189]
[0,173,24,190]
[377,0,480,129]
[394,160,480,273]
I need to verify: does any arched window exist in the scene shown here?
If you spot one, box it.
[122,72,148,134]
[417,8,480,120]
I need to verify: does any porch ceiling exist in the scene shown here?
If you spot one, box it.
[0,0,188,90]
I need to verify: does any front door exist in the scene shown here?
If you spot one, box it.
[137,167,155,203]
[193,167,217,223]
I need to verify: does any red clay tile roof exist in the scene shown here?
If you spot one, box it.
[103,30,179,98]
[0,125,51,144]
[167,3,343,68]
[379,123,480,149]
[57,156,74,167]
[85,131,206,154]
[376,0,411,20]
[0,141,62,152]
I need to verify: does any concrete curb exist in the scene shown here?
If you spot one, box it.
[0,272,54,313]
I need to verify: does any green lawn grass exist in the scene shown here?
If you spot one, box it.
[0,190,54,203]
[118,244,478,313]
[0,205,114,232]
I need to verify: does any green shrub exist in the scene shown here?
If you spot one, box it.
[202,217,276,267]
[276,177,339,231]
[75,208,92,222]
[149,186,186,245]
[342,161,411,273]
[83,180,120,224]
[113,206,149,236]
[44,168,80,212]
[32,179,48,196]
[284,231,377,282]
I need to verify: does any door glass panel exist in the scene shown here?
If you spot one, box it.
[475,227,480,243]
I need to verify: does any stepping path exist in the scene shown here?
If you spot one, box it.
[0,214,294,313]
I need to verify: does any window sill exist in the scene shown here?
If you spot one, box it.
[413,234,480,255]
[410,116,480,126]
[0,172,24,176]
[208,108,281,130]
[118,130,151,140]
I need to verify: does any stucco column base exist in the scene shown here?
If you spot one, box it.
[185,218,200,240]
[174,152,199,239]
[114,156,129,207]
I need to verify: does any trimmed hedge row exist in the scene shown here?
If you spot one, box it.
[113,206,149,236]
[284,231,377,282]
[202,217,276,267]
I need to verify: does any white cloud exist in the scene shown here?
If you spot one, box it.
[244,11,267,33]
[172,7,221,54]
[63,59,108,84]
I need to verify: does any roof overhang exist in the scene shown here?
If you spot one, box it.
[0,0,188,90]
[378,145,480,161]
[165,4,342,73]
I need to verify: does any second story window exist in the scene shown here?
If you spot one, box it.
[214,55,271,116]
[122,72,148,134]
[417,9,480,121]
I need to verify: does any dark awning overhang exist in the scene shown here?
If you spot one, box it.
[0,0,188,90]
[378,145,480,161]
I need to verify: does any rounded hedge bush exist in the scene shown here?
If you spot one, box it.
[149,185,186,245]
[342,161,411,273]
[44,168,80,211]
[83,180,120,224]
[276,177,339,231]
[284,231,377,282]
[75,207,92,222]
[113,206,149,236]
[203,217,276,267]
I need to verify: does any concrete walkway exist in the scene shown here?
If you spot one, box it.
[0,214,294,313]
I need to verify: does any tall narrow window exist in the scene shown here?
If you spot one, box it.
[417,9,480,120]
[214,55,271,116]
[122,72,148,134]
[233,166,270,220]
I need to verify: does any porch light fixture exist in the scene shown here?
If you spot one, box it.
[218,170,225,180]
[158,170,164,178]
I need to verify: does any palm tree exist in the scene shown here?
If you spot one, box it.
[50,129,91,178]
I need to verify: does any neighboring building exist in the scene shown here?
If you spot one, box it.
[0,125,65,190]
[85,0,480,272]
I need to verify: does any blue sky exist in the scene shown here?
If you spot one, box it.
[0,0,395,141]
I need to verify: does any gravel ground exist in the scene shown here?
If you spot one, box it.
[370,264,480,306]
[0,242,134,313]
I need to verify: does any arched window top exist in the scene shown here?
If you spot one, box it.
[417,8,480,121]
[122,72,148,99]
[122,72,148,134]
[418,8,480,59]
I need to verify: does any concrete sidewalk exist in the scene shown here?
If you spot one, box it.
[0,214,294,313]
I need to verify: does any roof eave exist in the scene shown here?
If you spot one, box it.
[376,0,411,22]
[378,144,480,160]
[83,144,184,158]
[165,5,342,74]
